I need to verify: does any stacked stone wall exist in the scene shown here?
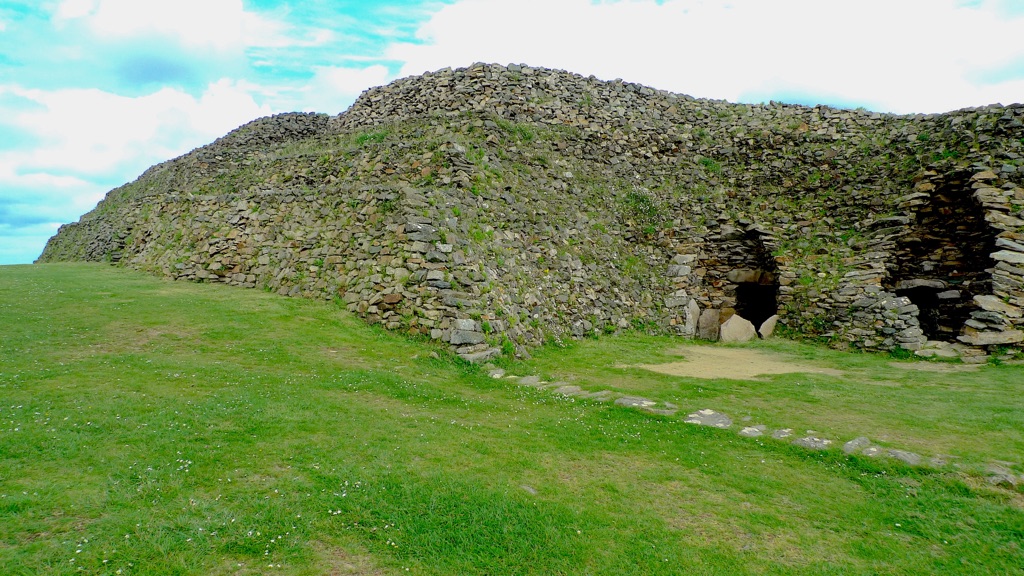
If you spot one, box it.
[39,63,1024,360]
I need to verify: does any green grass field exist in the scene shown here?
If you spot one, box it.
[1,263,1022,575]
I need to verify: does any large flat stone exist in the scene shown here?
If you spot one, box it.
[992,250,1024,265]
[738,425,766,438]
[720,315,757,343]
[896,279,946,290]
[615,396,657,408]
[758,314,779,338]
[974,295,1022,318]
[843,436,871,454]
[958,329,1024,346]
[667,265,692,277]
[458,348,500,363]
[452,318,479,331]
[987,213,1024,228]
[888,449,922,466]
[698,308,720,341]
[915,347,959,358]
[793,436,832,450]
[684,409,732,429]
[681,299,701,338]
[450,329,486,345]
[996,237,1024,253]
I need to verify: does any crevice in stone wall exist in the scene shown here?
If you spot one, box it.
[887,171,997,341]
[703,225,780,332]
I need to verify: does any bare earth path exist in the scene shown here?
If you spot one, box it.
[634,345,980,380]
[637,346,845,380]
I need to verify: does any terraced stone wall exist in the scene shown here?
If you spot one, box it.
[38,63,1024,360]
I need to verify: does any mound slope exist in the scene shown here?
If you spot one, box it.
[39,63,1024,360]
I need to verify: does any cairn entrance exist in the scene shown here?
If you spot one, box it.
[704,227,780,333]
[888,172,997,341]
[733,272,779,329]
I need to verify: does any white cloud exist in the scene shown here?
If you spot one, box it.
[0,80,272,263]
[238,65,394,116]
[301,65,395,113]
[53,0,292,51]
[2,80,271,177]
[387,0,1024,113]
[54,0,97,20]
[0,170,104,221]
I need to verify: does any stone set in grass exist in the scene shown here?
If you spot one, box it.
[503,369,1024,488]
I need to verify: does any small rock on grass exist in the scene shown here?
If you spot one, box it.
[771,428,793,439]
[459,348,501,363]
[843,436,872,454]
[985,463,1022,487]
[739,425,766,438]
[887,449,922,466]
[517,375,541,387]
[644,402,678,417]
[615,396,657,408]
[684,409,732,429]
[793,437,832,450]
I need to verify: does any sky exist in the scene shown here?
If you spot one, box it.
[1,0,1023,265]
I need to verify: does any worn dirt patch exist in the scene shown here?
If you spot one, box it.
[637,346,844,381]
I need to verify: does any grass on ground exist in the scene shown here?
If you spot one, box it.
[1,263,1022,575]
[511,334,1024,471]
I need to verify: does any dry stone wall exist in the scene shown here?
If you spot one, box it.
[40,63,1024,361]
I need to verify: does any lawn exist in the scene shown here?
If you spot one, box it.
[1,263,1021,575]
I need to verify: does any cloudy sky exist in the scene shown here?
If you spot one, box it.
[1,0,1023,265]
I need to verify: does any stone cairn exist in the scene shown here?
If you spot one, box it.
[39,63,1024,361]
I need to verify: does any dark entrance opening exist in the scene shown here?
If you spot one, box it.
[887,172,997,341]
[735,278,779,330]
[893,281,945,338]
[703,227,781,336]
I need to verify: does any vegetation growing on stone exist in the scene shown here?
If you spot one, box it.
[38,63,1024,362]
